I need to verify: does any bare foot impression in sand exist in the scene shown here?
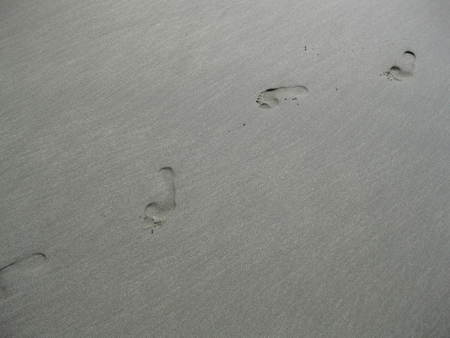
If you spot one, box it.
[0,253,48,297]
[256,86,308,108]
[143,167,176,232]
[383,51,416,81]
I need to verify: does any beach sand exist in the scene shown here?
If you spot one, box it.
[1,0,450,336]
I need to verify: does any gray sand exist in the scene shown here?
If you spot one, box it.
[1,0,450,336]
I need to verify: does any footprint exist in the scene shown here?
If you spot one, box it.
[0,253,48,296]
[384,51,416,81]
[256,86,308,109]
[143,167,176,231]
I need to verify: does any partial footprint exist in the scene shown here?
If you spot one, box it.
[144,167,176,231]
[384,51,416,81]
[256,86,308,109]
[0,253,48,297]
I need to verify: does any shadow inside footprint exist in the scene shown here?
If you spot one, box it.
[0,253,48,297]
[256,86,308,108]
[384,51,416,81]
[144,167,176,231]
